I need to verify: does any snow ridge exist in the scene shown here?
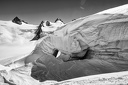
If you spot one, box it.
[97,4,128,15]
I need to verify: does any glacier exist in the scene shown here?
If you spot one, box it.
[1,4,128,85]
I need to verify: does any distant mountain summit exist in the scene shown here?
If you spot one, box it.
[12,16,28,25]
[54,18,64,24]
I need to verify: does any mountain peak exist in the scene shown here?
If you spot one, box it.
[54,18,64,23]
[12,16,28,25]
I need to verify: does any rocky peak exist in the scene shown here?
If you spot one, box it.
[12,16,28,25]
[54,18,64,24]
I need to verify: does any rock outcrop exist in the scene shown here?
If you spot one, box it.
[31,19,65,41]
[12,17,28,25]
[54,18,64,24]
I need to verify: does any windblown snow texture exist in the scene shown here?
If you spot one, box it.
[1,4,128,85]
[30,4,128,82]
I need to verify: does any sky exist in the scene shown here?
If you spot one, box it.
[0,0,128,25]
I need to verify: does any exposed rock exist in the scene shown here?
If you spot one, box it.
[12,17,22,25]
[12,16,28,25]
[31,21,44,41]
[31,19,64,41]
[22,20,28,24]
[34,21,44,34]
[45,21,51,26]
[55,18,64,24]
[72,19,76,21]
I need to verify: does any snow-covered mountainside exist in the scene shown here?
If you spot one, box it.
[0,20,37,65]
[0,18,65,65]
[0,20,37,45]
[41,19,65,32]
[1,4,128,85]
[31,18,65,40]
[97,4,128,15]
[0,17,65,45]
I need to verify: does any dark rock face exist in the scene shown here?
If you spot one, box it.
[55,18,64,23]
[12,17,22,25]
[31,21,44,41]
[12,16,28,25]
[30,34,40,41]
[35,21,44,34]
[45,21,51,26]
[31,19,65,41]
[22,20,28,24]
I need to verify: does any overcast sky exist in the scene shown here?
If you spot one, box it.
[0,0,128,24]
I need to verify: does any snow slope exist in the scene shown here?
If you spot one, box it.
[0,43,36,65]
[0,20,37,65]
[0,20,37,44]
[97,4,128,15]
[0,19,65,65]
